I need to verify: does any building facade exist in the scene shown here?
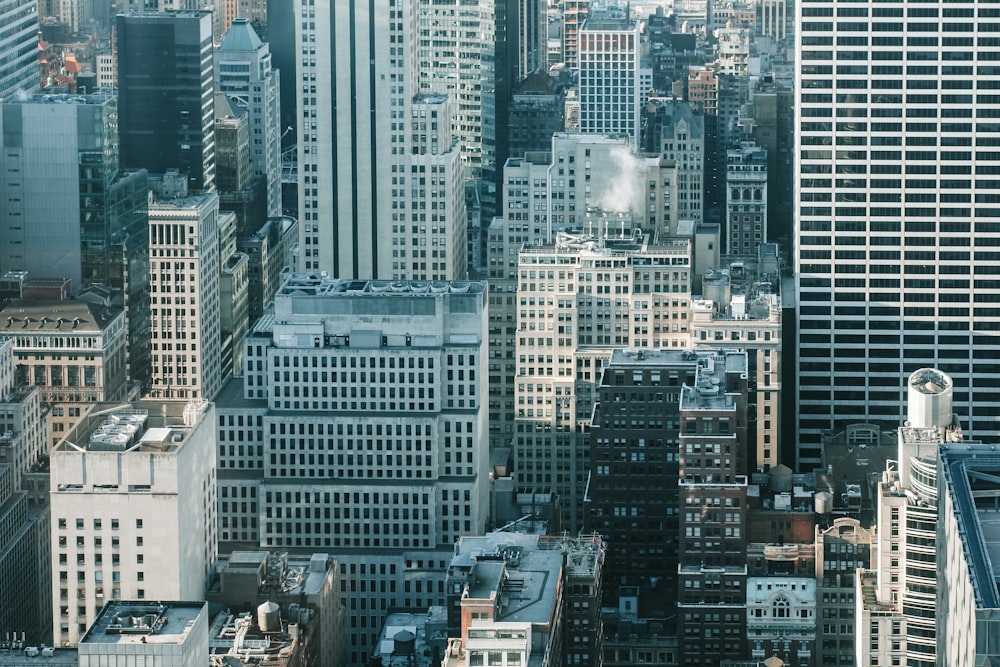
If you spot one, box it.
[676,350,749,666]
[0,0,39,101]
[117,11,216,192]
[216,275,490,663]
[294,1,467,280]
[0,300,128,447]
[50,401,218,646]
[0,91,152,392]
[577,1,649,148]
[215,18,282,218]
[795,0,1000,463]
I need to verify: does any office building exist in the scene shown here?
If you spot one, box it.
[0,338,51,646]
[676,350,749,666]
[515,231,693,530]
[507,73,566,160]
[240,216,296,326]
[0,300,128,447]
[857,369,962,667]
[937,441,1000,667]
[690,250,783,471]
[586,349,698,599]
[652,99,705,227]
[216,274,489,663]
[206,551,346,667]
[0,91,152,394]
[517,0,547,78]
[50,401,218,646]
[488,133,682,450]
[577,1,650,148]
[814,518,872,667]
[795,0,1000,462]
[78,601,209,667]
[218,204,249,381]
[295,2,466,280]
[444,531,605,667]
[215,18,282,218]
[726,142,767,255]
[117,11,216,192]
[0,0,39,101]
[416,0,495,180]
[148,186,224,401]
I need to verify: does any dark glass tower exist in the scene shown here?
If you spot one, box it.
[117,11,216,192]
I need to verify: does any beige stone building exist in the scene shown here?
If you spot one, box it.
[0,300,128,447]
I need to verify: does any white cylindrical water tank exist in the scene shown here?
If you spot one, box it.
[815,491,833,515]
[906,368,953,430]
[257,601,280,633]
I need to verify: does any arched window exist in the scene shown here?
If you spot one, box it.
[773,595,790,618]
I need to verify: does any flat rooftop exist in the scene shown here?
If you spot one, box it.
[80,601,205,646]
[277,274,485,297]
[56,401,210,454]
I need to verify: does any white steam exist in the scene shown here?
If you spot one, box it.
[596,146,644,214]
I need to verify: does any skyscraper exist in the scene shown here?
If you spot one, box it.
[117,11,216,193]
[577,1,650,149]
[795,1,1000,466]
[0,0,39,101]
[295,1,466,280]
[215,18,282,218]
[148,185,224,401]
[217,274,490,663]
[0,91,152,393]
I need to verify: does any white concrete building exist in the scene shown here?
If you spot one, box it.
[50,401,217,646]
[214,18,282,218]
[217,274,490,664]
[78,601,209,667]
[294,1,466,280]
[488,133,681,451]
[415,0,495,179]
[746,576,816,662]
[148,190,224,401]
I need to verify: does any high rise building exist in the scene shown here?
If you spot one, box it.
[416,0,495,181]
[0,0,39,101]
[858,369,963,667]
[652,100,705,227]
[585,349,698,598]
[937,441,1000,667]
[515,231,693,530]
[0,338,51,646]
[488,134,683,450]
[295,2,466,280]
[117,11,216,193]
[725,142,767,255]
[216,274,490,663]
[148,184,224,401]
[0,300,128,447]
[577,1,650,148]
[794,0,1000,464]
[517,0,546,78]
[50,401,218,646]
[215,18,282,218]
[0,91,152,393]
[675,350,749,666]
